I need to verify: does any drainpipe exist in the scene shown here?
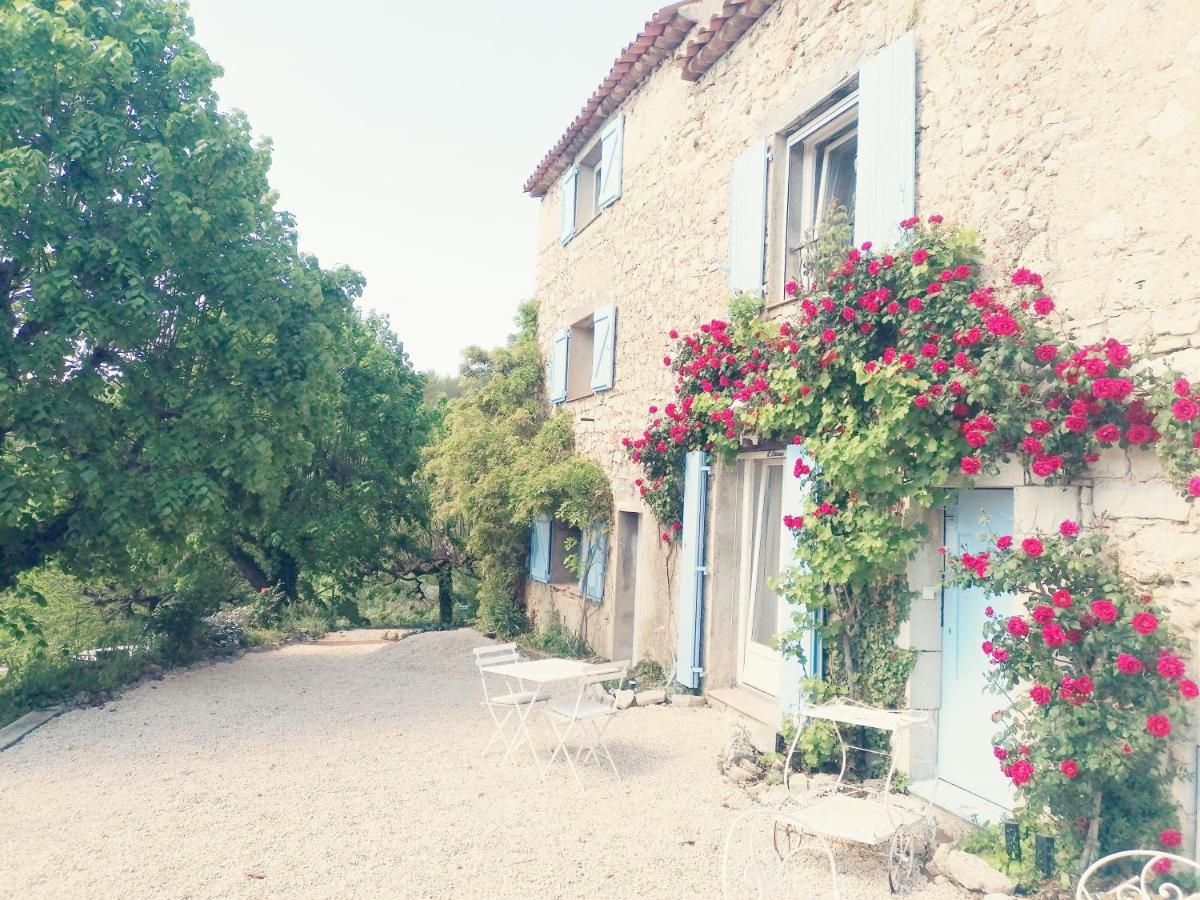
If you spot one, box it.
[1194,630,1199,861]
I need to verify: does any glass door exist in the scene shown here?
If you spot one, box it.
[738,456,785,695]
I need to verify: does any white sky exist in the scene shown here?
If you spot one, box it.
[187,0,661,374]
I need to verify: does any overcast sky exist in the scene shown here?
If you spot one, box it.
[187,0,660,374]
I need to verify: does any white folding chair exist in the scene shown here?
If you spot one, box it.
[542,660,630,788]
[471,643,545,769]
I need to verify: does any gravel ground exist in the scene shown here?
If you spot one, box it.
[0,629,970,899]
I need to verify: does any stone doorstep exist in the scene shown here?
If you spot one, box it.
[0,705,65,751]
[706,686,778,753]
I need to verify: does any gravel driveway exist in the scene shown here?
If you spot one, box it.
[0,629,970,899]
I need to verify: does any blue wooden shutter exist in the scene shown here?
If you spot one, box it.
[590,304,616,392]
[548,328,569,404]
[597,115,624,209]
[854,31,917,250]
[529,514,552,582]
[580,528,608,601]
[675,450,709,689]
[559,166,579,244]
[728,142,769,296]
[778,444,819,718]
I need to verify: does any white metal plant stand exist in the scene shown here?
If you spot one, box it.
[1076,850,1200,899]
[722,698,937,899]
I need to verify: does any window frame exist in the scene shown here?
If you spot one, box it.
[779,91,859,293]
[559,114,623,246]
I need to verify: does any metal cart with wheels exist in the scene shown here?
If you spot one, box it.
[722,698,937,899]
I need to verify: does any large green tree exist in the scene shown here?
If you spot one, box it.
[0,0,428,609]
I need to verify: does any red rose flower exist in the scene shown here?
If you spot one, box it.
[1094,423,1121,443]
[1031,605,1056,624]
[1060,759,1079,778]
[1160,829,1182,848]
[993,746,1007,760]
[1059,520,1080,536]
[1091,599,1118,623]
[1125,424,1155,445]
[1007,616,1030,638]
[1181,679,1199,699]
[1190,477,1200,497]
[1132,612,1159,635]
[996,535,1013,549]
[1008,759,1034,785]
[1033,296,1055,315]
[1035,344,1058,363]
[1030,684,1051,705]
[1052,589,1073,608]
[912,248,929,265]
[1157,653,1185,679]
[1146,714,1172,738]
[1172,399,1198,421]
[1041,624,1066,647]
[1116,653,1144,675]
[961,456,981,475]
[1021,537,1044,557]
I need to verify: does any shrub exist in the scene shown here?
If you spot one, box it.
[949,524,1196,872]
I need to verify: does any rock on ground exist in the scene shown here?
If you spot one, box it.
[0,629,973,899]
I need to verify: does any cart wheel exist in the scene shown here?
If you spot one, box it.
[722,810,815,899]
[772,817,809,860]
[887,826,918,894]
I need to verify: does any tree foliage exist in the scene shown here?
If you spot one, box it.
[425,301,610,635]
[0,0,429,618]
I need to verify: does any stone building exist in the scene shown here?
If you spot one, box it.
[521,0,1200,836]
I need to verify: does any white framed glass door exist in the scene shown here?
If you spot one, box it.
[737,454,786,695]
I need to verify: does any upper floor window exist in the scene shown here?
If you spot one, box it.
[559,115,625,245]
[548,304,617,403]
[783,94,858,287]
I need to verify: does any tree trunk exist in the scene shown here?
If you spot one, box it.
[226,544,271,591]
[276,552,300,602]
[437,568,453,626]
[1079,787,1104,874]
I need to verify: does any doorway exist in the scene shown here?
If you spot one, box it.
[613,511,640,662]
[737,454,786,696]
[938,488,1016,811]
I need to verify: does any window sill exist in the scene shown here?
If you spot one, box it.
[564,391,595,403]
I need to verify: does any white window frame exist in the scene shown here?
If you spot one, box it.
[779,91,859,291]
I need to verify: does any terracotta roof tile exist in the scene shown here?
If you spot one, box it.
[523,3,697,197]
[676,0,776,82]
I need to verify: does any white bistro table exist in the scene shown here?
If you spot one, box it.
[480,657,593,772]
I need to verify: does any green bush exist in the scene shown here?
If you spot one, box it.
[522,610,591,658]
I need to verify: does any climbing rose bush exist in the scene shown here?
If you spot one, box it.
[949,524,1196,870]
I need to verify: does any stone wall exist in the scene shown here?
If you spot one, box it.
[530,0,1200,660]
[527,0,1200,833]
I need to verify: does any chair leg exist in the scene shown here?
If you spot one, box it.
[581,716,620,780]
[481,704,516,764]
[546,716,584,789]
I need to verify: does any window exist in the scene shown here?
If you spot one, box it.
[559,115,624,245]
[528,514,608,601]
[547,304,616,403]
[783,93,858,288]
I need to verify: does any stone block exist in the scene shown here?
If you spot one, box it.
[907,650,942,711]
[671,694,706,708]
[1093,481,1191,522]
[635,689,666,706]
[614,689,636,710]
[1014,485,1081,535]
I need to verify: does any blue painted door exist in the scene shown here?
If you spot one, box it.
[938,489,1015,810]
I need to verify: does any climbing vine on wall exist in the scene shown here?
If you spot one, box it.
[622,212,1199,856]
